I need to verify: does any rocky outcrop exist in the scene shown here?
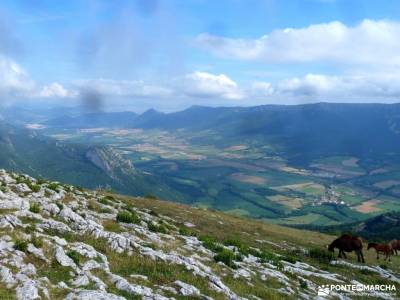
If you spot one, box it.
[0,169,398,300]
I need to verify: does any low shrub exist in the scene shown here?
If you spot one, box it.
[199,236,224,253]
[147,222,168,234]
[259,250,278,263]
[24,224,36,234]
[36,178,46,185]
[116,211,140,224]
[299,278,308,289]
[47,183,60,192]
[214,248,240,268]
[66,250,81,265]
[281,254,297,264]
[14,240,28,252]
[100,207,112,214]
[178,227,196,236]
[31,235,43,248]
[29,202,41,213]
[29,184,41,193]
[99,197,111,205]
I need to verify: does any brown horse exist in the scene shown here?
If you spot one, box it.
[390,239,400,255]
[328,234,365,263]
[368,243,393,261]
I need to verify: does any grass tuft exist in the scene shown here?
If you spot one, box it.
[14,240,28,252]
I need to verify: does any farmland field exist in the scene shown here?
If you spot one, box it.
[27,124,399,227]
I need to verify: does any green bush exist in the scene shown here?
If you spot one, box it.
[36,178,46,185]
[259,250,277,262]
[199,236,224,253]
[31,235,43,248]
[24,224,36,234]
[223,238,261,257]
[116,211,140,224]
[30,184,41,193]
[147,222,168,234]
[308,247,335,263]
[99,197,111,205]
[14,240,28,252]
[47,183,60,192]
[66,250,81,265]
[145,194,158,199]
[282,254,297,264]
[29,202,41,213]
[100,207,112,214]
[299,278,308,289]
[179,227,196,236]
[214,248,240,268]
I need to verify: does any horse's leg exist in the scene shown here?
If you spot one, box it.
[376,250,379,260]
[342,251,347,259]
[338,250,342,258]
[360,250,365,263]
[356,251,360,262]
[356,250,362,263]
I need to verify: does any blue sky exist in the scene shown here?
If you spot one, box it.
[1,0,400,111]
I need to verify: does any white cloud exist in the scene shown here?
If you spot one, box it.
[182,71,244,100]
[76,79,173,98]
[250,73,400,103]
[197,19,400,65]
[37,82,77,98]
[0,55,76,100]
[0,55,34,97]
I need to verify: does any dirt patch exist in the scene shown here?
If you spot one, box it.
[352,199,382,213]
[224,145,248,151]
[342,157,359,167]
[231,173,266,185]
[268,195,303,209]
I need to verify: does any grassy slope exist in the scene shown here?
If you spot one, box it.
[115,193,400,285]
[1,172,399,299]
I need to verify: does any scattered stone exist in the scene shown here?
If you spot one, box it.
[174,280,200,296]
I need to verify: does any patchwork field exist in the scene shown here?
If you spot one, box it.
[34,126,400,226]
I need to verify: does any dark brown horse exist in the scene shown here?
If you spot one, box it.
[328,234,365,263]
[368,243,393,261]
[390,239,400,255]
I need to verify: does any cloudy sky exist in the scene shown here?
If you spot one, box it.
[1,0,400,111]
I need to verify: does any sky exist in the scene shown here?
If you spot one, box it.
[1,0,400,112]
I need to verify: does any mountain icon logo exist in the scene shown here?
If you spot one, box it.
[317,285,330,296]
